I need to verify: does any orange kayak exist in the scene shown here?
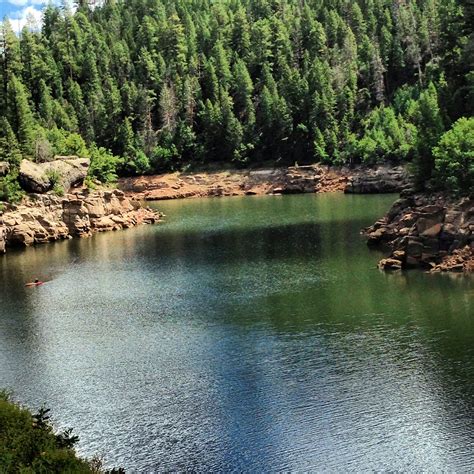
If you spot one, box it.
[25,282,44,287]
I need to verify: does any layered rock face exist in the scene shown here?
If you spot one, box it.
[0,190,161,254]
[344,166,413,194]
[365,193,474,272]
[19,157,90,193]
[120,165,348,200]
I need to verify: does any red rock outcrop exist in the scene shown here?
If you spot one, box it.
[119,165,349,200]
[0,190,162,254]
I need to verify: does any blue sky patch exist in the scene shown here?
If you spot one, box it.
[0,1,62,31]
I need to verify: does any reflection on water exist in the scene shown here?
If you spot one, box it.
[0,194,473,471]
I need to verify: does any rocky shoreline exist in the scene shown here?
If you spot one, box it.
[1,163,412,257]
[119,164,411,200]
[0,189,162,255]
[365,192,473,273]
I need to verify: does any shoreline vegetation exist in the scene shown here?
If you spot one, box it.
[0,0,472,269]
[0,162,472,272]
[0,0,472,205]
[0,390,123,473]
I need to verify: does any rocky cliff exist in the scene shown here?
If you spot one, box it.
[120,165,413,201]
[0,190,161,254]
[344,166,413,194]
[365,192,473,272]
[119,165,350,200]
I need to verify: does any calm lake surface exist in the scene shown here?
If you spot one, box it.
[1,193,473,472]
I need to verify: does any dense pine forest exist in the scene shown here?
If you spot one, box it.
[0,0,473,201]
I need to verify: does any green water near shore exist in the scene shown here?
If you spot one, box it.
[0,193,473,471]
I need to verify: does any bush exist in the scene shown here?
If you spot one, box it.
[0,173,25,204]
[149,145,179,172]
[0,390,93,473]
[120,150,150,176]
[354,106,418,164]
[433,117,474,194]
[46,128,89,158]
[88,146,121,184]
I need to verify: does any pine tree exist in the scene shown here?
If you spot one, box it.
[7,75,35,155]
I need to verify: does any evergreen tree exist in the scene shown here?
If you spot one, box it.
[0,0,470,188]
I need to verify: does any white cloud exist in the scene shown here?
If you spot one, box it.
[8,0,52,5]
[8,0,30,6]
[5,1,65,32]
[10,5,43,32]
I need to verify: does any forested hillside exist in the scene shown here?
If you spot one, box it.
[0,0,473,200]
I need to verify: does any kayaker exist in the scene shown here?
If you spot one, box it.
[25,279,44,287]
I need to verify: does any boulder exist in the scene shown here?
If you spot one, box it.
[19,158,90,194]
[421,223,442,238]
[0,226,5,254]
[0,161,10,176]
[84,197,106,218]
[406,238,424,258]
[44,158,90,191]
[365,192,473,272]
[19,160,51,193]
[8,223,36,246]
[378,258,402,270]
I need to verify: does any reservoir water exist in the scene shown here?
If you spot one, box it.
[0,193,473,471]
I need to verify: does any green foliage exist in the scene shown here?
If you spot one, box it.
[150,144,179,172]
[46,128,89,157]
[355,107,418,164]
[45,169,65,196]
[0,119,22,166]
[0,0,472,188]
[433,117,474,193]
[88,146,121,184]
[121,150,150,176]
[0,172,25,204]
[0,390,93,472]
[412,82,445,187]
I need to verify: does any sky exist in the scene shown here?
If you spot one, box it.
[0,0,62,32]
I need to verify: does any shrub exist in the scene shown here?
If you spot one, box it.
[433,117,474,194]
[88,146,121,184]
[354,106,418,164]
[46,128,89,158]
[121,150,150,176]
[0,172,25,204]
[63,132,89,157]
[0,390,93,473]
[149,145,179,172]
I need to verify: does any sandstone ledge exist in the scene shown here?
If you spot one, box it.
[119,165,413,201]
[364,192,473,273]
[0,190,162,254]
[119,165,349,200]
